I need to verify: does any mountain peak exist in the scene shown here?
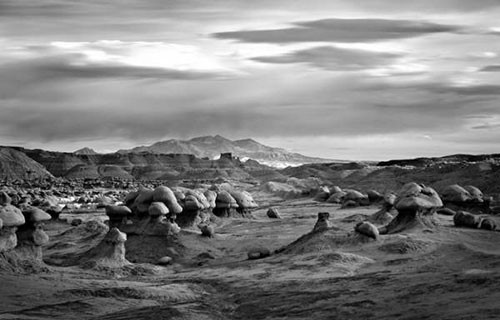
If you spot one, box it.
[74,147,98,155]
[118,135,333,167]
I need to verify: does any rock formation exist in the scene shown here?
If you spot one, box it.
[78,227,130,269]
[354,221,379,240]
[379,182,442,234]
[312,212,331,233]
[266,207,281,219]
[0,205,25,252]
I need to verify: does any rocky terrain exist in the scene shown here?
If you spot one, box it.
[0,143,500,319]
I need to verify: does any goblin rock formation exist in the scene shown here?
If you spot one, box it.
[379,182,443,234]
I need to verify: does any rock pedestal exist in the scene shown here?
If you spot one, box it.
[379,183,442,234]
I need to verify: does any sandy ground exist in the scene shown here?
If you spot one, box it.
[1,199,500,319]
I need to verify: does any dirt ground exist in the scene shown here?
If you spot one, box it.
[1,199,500,319]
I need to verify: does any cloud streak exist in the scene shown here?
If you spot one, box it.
[214,18,462,43]
[252,46,401,71]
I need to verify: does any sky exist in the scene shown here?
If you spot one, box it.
[1,0,500,161]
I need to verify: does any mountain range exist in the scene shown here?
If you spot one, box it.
[117,135,335,168]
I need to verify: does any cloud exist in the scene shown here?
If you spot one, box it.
[251,46,401,71]
[427,84,500,96]
[2,56,223,81]
[214,18,462,43]
[0,41,233,84]
[479,65,500,72]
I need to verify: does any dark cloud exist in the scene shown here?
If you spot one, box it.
[214,18,462,43]
[252,46,400,71]
[0,55,224,83]
[427,84,500,96]
[472,123,500,129]
[479,65,500,72]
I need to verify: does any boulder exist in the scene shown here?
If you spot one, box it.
[0,205,25,227]
[453,211,481,229]
[367,190,384,203]
[157,256,173,265]
[355,221,379,240]
[152,186,183,214]
[436,207,456,216]
[464,185,484,203]
[266,207,281,219]
[326,191,346,204]
[479,218,496,231]
[132,188,154,215]
[203,190,217,208]
[148,202,169,217]
[441,184,471,203]
[247,247,271,260]
[199,224,215,237]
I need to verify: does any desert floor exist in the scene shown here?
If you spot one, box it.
[1,199,500,319]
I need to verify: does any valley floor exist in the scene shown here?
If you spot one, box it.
[1,201,500,319]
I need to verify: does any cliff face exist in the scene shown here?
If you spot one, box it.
[0,148,53,180]
[1,147,268,181]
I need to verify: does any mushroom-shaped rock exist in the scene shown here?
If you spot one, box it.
[395,184,443,211]
[203,190,217,208]
[230,191,257,209]
[464,185,484,203]
[22,207,51,224]
[176,195,204,228]
[215,191,237,209]
[312,212,331,233]
[152,186,183,214]
[453,211,481,229]
[79,227,130,269]
[267,207,281,219]
[379,183,442,234]
[183,195,203,211]
[184,190,210,210]
[355,222,379,240]
[18,207,51,246]
[213,191,239,217]
[105,205,132,228]
[0,205,25,227]
[441,184,471,203]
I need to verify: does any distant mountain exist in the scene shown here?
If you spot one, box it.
[117,135,335,168]
[74,147,98,155]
